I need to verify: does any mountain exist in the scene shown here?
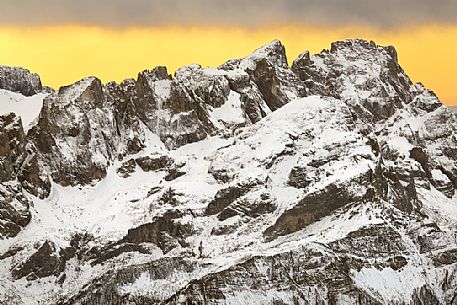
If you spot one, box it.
[451,106,457,113]
[1,39,457,305]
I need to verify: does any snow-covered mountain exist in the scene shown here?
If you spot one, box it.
[1,40,457,305]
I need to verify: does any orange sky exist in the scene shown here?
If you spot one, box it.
[0,25,456,105]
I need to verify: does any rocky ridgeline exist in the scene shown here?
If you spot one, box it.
[0,66,42,96]
[0,40,457,305]
[22,41,307,194]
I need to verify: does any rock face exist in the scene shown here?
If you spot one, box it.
[0,66,42,96]
[1,39,457,305]
[0,184,31,239]
[219,40,305,123]
[11,241,68,280]
[0,113,47,237]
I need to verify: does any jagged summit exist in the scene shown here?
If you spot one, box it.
[330,39,397,57]
[0,65,42,96]
[242,39,289,68]
[1,39,457,305]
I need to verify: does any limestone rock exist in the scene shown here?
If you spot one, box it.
[0,66,42,96]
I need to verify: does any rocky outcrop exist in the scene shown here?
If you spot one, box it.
[220,40,306,123]
[0,113,47,238]
[0,66,42,96]
[135,155,175,172]
[218,192,277,221]
[292,40,413,122]
[0,113,50,198]
[121,210,193,253]
[265,172,371,239]
[205,178,263,216]
[116,159,137,178]
[28,77,114,187]
[0,184,31,239]
[59,257,197,305]
[0,113,26,183]
[20,49,304,189]
[11,241,68,280]
[165,246,389,305]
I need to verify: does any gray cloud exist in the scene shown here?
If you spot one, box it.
[1,0,457,28]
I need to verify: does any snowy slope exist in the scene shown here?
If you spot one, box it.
[0,89,46,131]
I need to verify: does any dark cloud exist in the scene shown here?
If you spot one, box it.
[1,0,457,28]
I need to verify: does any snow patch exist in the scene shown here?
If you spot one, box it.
[210,90,245,127]
[0,89,46,131]
[353,264,426,304]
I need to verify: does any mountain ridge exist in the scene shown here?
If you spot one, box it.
[1,39,457,305]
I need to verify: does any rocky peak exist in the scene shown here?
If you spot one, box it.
[244,39,289,68]
[329,39,397,60]
[218,40,306,121]
[135,67,173,111]
[327,39,404,80]
[0,66,42,96]
[410,82,443,112]
[27,76,116,188]
[139,66,172,82]
[173,65,231,108]
[292,39,415,121]
[56,77,105,109]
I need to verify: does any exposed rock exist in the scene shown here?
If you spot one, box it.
[205,178,263,216]
[0,113,50,198]
[218,192,277,221]
[165,247,384,305]
[0,66,42,96]
[135,155,174,172]
[90,243,151,266]
[329,224,409,271]
[58,257,196,305]
[11,241,66,280]
[432,249,457,267]
[410,83,443,113]
[164,166,186,181]
[220,40,305,123]
[292,40,413,122]
[264,172,370,239]
[0,184,31,239]
[28,77,113,187]
[0,246,24,260]
[287,166,310,188]
[121,210,192,253]
[410,147,431,177]
[116,159,137,178]
[411,287,441,305]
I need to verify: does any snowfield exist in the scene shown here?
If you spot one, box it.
[0,89,46,131]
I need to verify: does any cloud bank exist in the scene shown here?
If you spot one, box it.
[1,0,456,28]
